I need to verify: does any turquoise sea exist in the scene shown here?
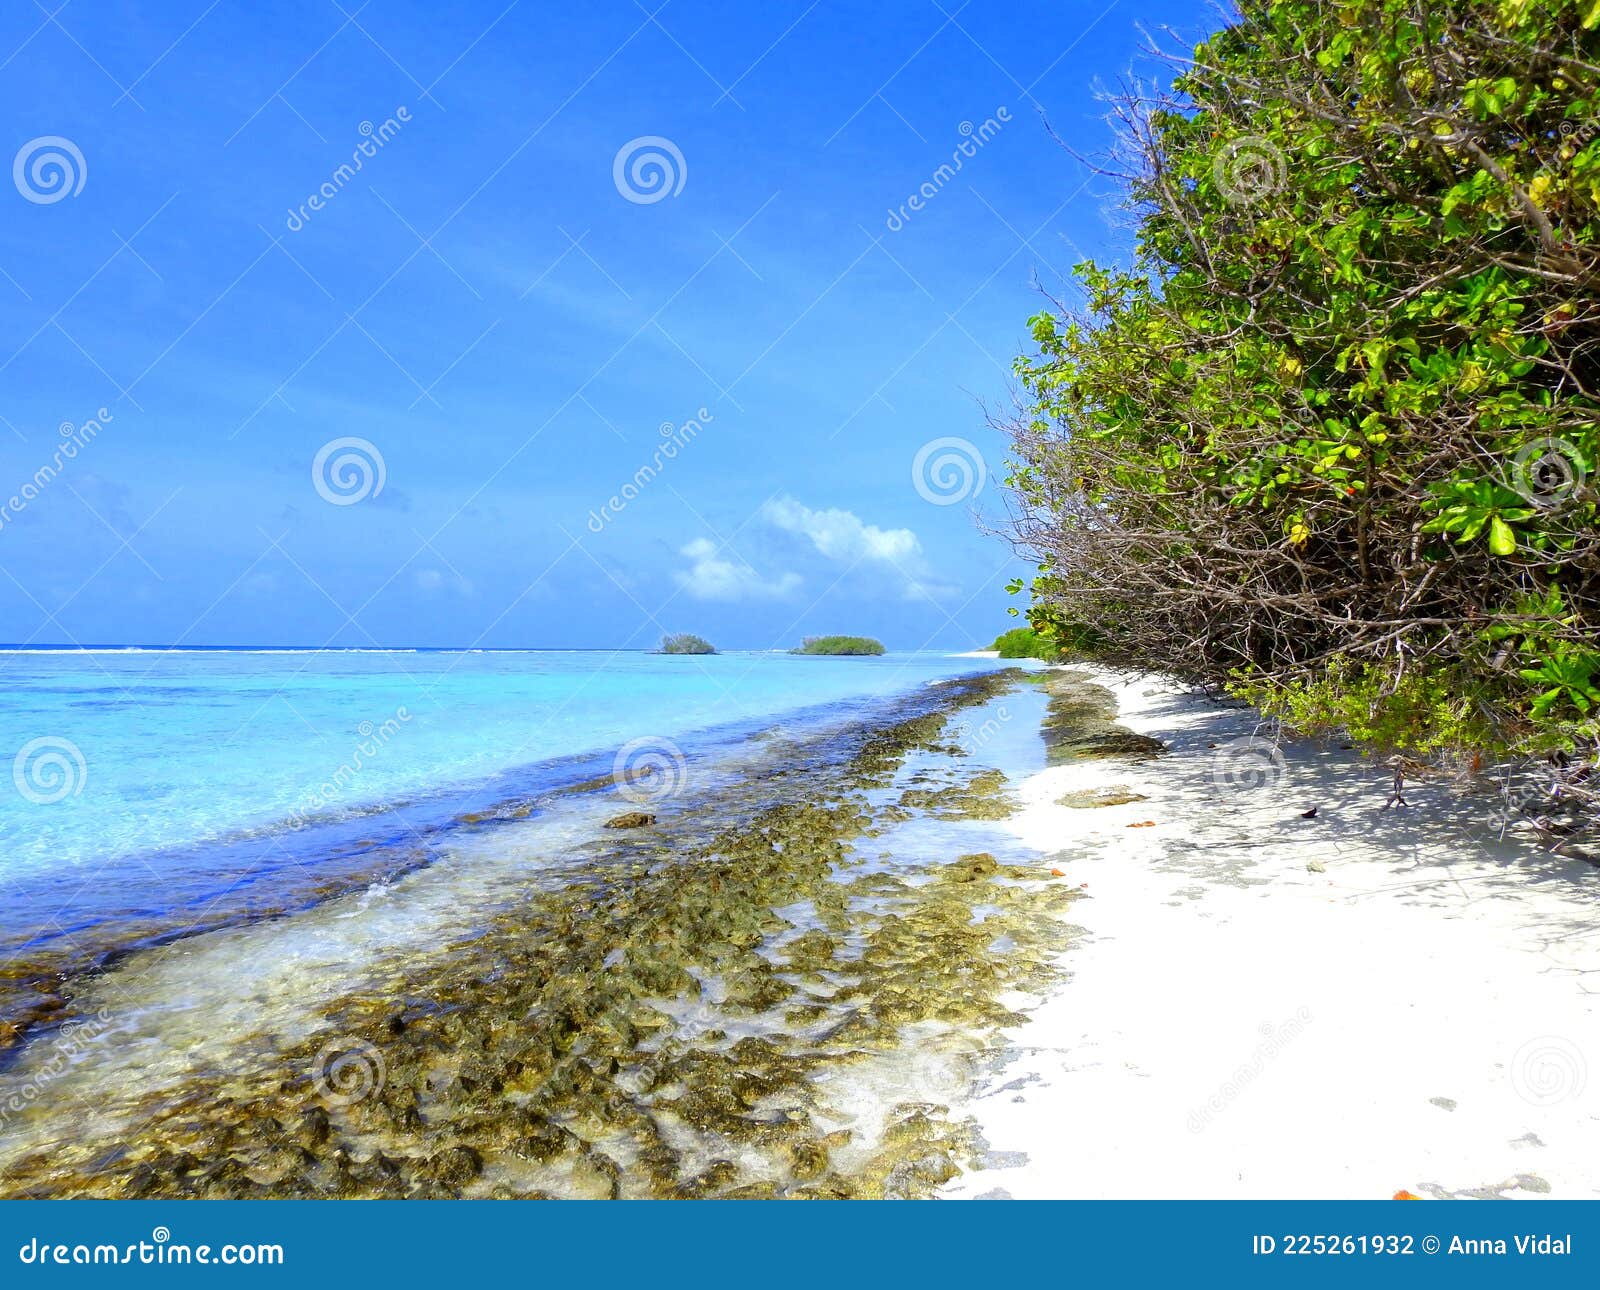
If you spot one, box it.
[0,648,1006,963]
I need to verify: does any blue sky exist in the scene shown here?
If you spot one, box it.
[0,0,1201,649]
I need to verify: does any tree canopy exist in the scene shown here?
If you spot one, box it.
[1005,0,1600,760]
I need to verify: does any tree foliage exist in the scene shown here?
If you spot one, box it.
[992,626,1062,661]
[791,636,886,656]
[659,633,717,655]
[1004,0,1600,763]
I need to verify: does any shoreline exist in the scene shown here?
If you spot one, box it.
[5,661,1593,1199]
[945,664,1600,1200]
[0,668,1082,1198]
[0,667,1018,1054]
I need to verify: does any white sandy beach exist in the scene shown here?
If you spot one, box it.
[948,666,1600,1200]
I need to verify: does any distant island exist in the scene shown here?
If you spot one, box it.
[658,633,717,655]
[791,635,885,656]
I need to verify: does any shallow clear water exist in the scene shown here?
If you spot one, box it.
[0,680,1061,1196]
[0,647,1006,882]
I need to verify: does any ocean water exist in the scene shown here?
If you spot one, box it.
[0,646,1005,887]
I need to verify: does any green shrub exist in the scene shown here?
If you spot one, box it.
[659,633,717,655]
[1002,0,1600,759]
[791,635,886,656]
[991,627,1060,662]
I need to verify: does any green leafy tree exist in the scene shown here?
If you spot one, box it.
[1003,0,1600,761]
[659,633,717,655]
[791,636,886,655]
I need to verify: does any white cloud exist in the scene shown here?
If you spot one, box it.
[763,498,920,564]
[414,567,473,596]
[761,497,956,602]
[673,538,801,602]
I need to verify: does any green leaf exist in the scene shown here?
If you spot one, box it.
[1488,516,1516,556]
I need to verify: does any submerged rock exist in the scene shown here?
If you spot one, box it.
[2,667,1088,1202]
[1057,786,1149,809]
